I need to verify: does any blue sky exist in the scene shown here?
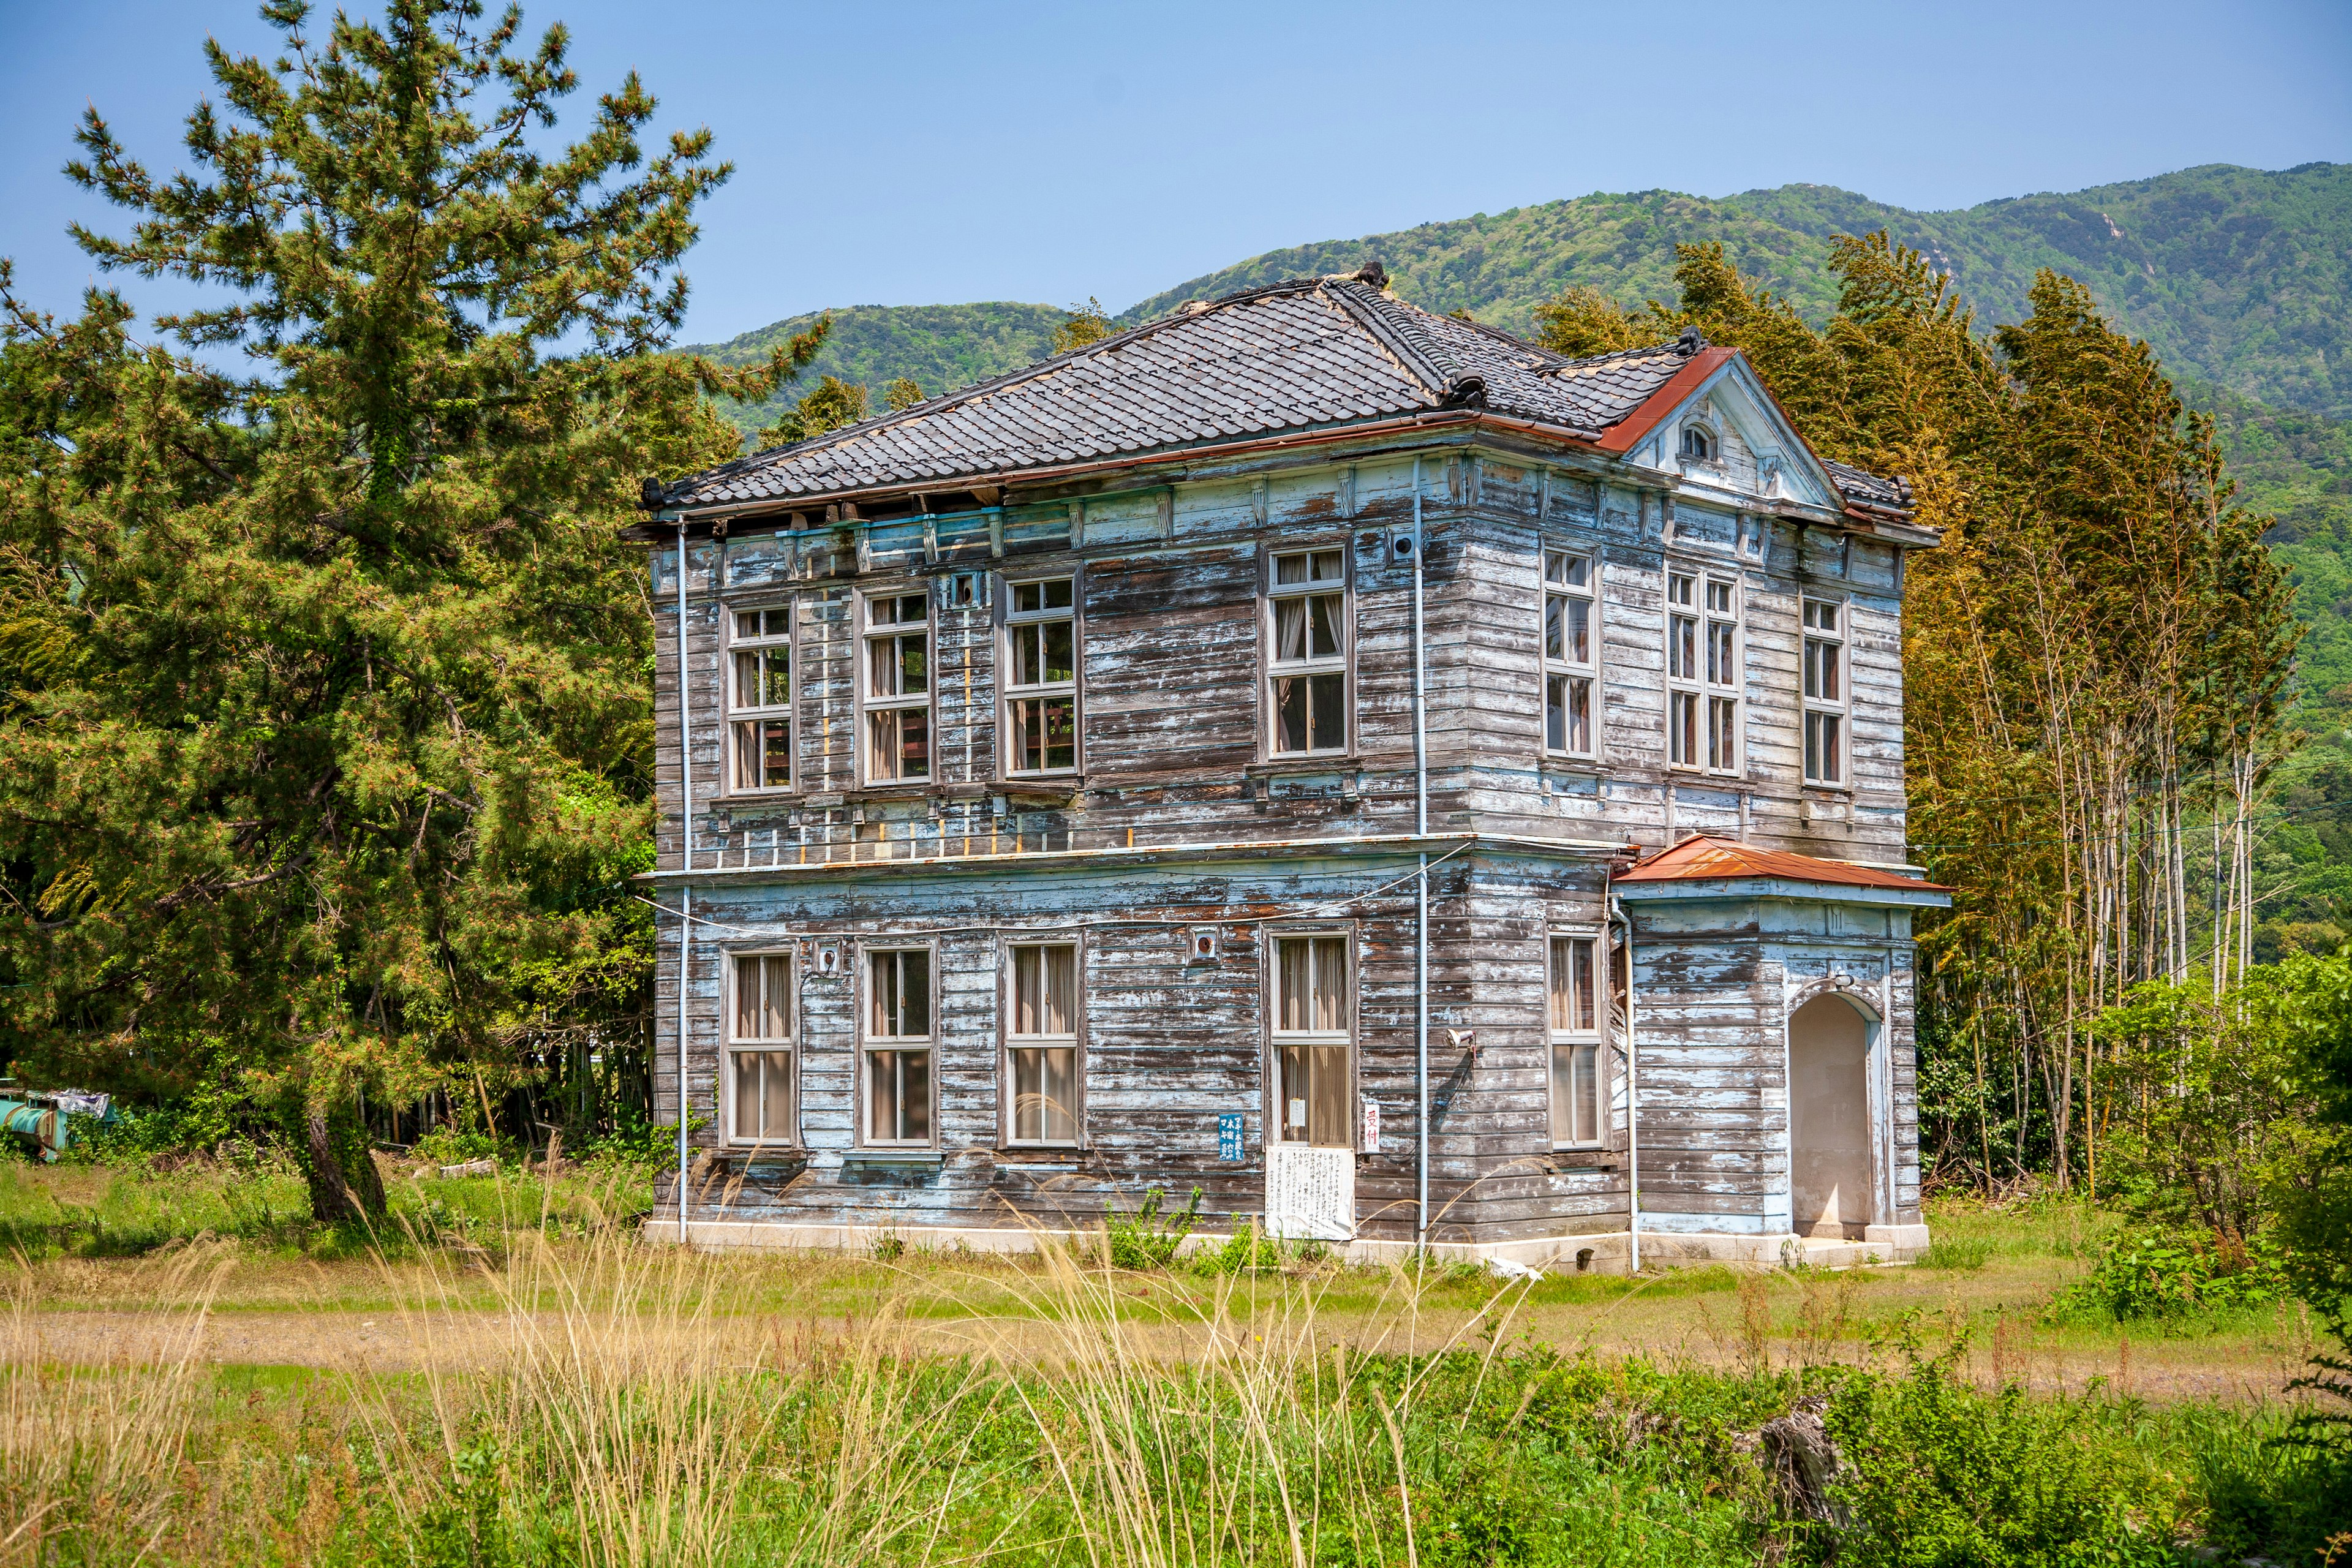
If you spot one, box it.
[3,0,2348,345]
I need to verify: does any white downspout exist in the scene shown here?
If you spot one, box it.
[1412,458,1430,1250]
[676,519,693,1246]
[1611,893,1639,1273]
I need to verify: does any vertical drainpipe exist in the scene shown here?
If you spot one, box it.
[1412,458,1430,1251]
[1611,893,1640,1273]
[676,518,693,1246]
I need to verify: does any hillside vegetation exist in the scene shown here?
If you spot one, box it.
[1132,162,2352,420]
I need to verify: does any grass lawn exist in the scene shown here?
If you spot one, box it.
[2,1156,2347,1565]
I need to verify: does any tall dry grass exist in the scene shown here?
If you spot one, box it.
[0,1177,2231,1565]
[0,1242,227,1564]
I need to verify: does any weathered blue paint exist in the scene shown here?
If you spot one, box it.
[638,361,1942,1265]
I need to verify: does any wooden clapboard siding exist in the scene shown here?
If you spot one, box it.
[646,424,1934,1247]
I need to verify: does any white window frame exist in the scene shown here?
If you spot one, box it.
[1269,930,1354,1149]
[725,949,796,1147]
[1264,545,1351,758]
[860,944,937,1147]
[1542,548,1599,760]
[1667,568,1741,777]
[1003,938,1083,1147]
[1803,594,1849,788]
[1003,575,1081,777]
[726,601,795,794]
[1680,423,1716,461]
[860,588,933,785]
[1548,933,1605,1148]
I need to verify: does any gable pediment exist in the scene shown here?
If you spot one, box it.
[1616,358,1844,514]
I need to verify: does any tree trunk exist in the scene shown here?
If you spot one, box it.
[306,1105,387,1225]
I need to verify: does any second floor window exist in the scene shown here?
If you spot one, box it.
[1548,935,1602,1147]
[1544,549,1596,756]
[729,605,793,791]
[862,592,930,782]
[1268,548,1348,755]
[1803,597,1846,786]
[1273,934,1350,1147]
[1007,943,1080,1145]
[1006,577,1079,774]
[1667,571,1740,775]
[729,952,793,1144]
[864,948,933,1145]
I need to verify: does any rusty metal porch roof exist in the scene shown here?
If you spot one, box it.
[1615,835,1951,895]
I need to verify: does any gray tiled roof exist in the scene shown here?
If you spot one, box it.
[1822,459,1914,513]
[658,271,1899,514]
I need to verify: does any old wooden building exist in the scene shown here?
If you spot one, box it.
[632,263,1947,1268]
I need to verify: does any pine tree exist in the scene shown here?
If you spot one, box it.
[0,0,819,1218]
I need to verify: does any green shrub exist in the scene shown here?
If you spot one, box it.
[2053,1230,2293,1322]
[1195,1224,1284,1276]
[411,1124,507,1168]
[2189,1403,2352,1566]
[1102,1185,1200,1270]
[1826,1348,2189,1565]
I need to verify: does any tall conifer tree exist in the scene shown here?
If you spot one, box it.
[0,1,819,1217]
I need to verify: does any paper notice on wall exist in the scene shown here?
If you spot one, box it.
[1265,1143,1354,1242]
[1361,1098,1379,1153]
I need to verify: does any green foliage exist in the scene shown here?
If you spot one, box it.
[0,0,816,1222]
[1050,296,1114,355]
[754,370,868,447]
[2189,1406,2352,1568]
[1134,163,2352,420]
[2090,967,2339,1238]
[2053,1231,2294,1323]
[881,376,925,412]
[1194,1222,1286,1275]
[1101,1184,1200,1270]
[1825,1348,2187,1565]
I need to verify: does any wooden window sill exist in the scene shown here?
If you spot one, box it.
[842,1148,943,1166]
[1248,757,1359,776]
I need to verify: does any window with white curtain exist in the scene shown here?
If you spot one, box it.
[1548,936,1602,1147]
[728,952,794,1145]
[728,605,793,791]
[1273,935,1350,1147]
[1006,943,1079,1145]
[1544,549,1597,757]
[861,592,931,782]
[1267,549,1348,755]
[1005,578,1079,774]
[864,947,933,1145]
[1803,597,1847,786]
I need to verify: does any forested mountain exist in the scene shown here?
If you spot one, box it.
[694,163,2351,423]
[1131,164,2352,419]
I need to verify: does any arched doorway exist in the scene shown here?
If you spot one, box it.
[1789,994,1875,1238]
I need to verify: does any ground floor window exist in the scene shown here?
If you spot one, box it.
[864,948,933,1144]
[729,951,793,1143]
[1273,934,1351,1147]
[1549,935,1602,1146]
[1007,942,1080,1145]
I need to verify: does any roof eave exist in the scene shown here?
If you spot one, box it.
[629,405,1644,537]
[1613,875,1953,908]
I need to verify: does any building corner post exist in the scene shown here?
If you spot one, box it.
[676,520,693,1246]
[1412,458,1430,1251]
[1610,891,1638,1274]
